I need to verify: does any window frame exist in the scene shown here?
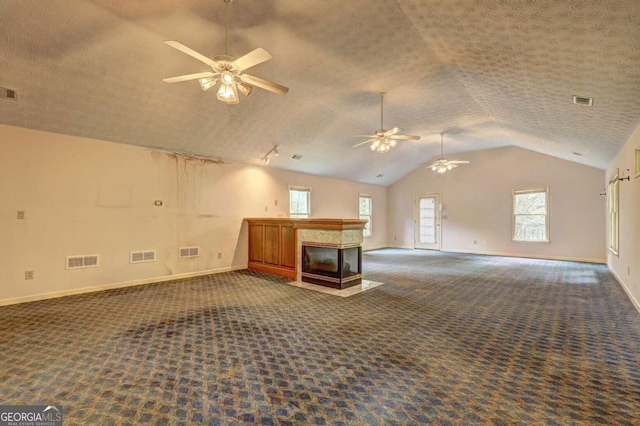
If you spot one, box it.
[512,187,550,243]
[289,185,311,219]
[358,194,373,238]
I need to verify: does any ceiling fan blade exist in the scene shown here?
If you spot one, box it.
[162,72,215,83]
[353,134,378,138]
[240,74,289,95]
[352,139,377,148]
[383,127,401,137]
[449,160,470,164]
[389,134,421,140]
[164,40,215,66]
[233,48,272,71]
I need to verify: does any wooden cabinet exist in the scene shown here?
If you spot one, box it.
[245,218,367,281]
[246,219,296,279]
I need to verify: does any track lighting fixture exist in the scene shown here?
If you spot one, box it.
[262,145,279,164]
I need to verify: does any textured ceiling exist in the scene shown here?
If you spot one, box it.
[1,0,639,185]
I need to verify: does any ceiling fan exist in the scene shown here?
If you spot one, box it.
[162,0,289,104]
[352,92,420,153]
[426,133,470,173]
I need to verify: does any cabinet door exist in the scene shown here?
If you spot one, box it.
[280,225,295,268]
[264,225,281,265]
[249,224,264,262]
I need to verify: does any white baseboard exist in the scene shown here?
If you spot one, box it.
[445,248,606,264]
[0,266,245,307]
[608,266,640,314]
[381,245,415,250]
[362,245,390,252]
[362,245,606,264]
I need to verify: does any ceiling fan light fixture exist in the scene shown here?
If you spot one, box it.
[199,77,216,91]
[220,71,235,85]
[217,82,239,103]
[237,82,253,96]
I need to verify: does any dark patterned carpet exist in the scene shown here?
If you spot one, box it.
[1,249,640,425]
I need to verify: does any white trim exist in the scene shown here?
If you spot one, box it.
[0,266,245,307]
[446,248,605,264]
[608,266,640,314]
[359,195,373,238]
[635,147,640,178]
[414,192,442,251]
[289,185,311,219]
[362,245,389,252]
[512,187,550,243]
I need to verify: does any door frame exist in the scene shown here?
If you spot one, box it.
[414,193,442,250]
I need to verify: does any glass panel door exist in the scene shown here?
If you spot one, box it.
[414,193,441,250]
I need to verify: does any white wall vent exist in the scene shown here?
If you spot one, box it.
[0,87,17,101]
[179,246,200,258]
[66,254,100,270]
[572,96,593,106]
[130,250,156,264]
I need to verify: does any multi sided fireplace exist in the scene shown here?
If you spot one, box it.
[301,243,362,289]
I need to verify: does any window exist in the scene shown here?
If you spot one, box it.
[289,186,310,218]
[608,175,619,255]
[512,188,549,242]
[359,195,372,237]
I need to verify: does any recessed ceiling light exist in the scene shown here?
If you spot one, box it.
[376,173,384,178]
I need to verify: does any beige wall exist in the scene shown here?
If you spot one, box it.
[0,124,386,304]
[606,123,640,310]
[388,146,606,262]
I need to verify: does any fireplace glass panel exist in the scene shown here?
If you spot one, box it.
[303,246,339,278]
[342,247,360,278]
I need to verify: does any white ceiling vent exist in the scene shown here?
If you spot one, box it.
[572,96,593,106]
[179,246,200,258]
[66,254,100,270]
[0,87,17,101]
[130,250,156,264]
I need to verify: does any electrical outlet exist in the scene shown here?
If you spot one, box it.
[154,200,163,206]
[217,251,223,260]
[628,266,631,275]
[25,270,34,280]
[473,240,477,245]
[17,210,25,220]
[274,200,278,206]
[265,206,268,212]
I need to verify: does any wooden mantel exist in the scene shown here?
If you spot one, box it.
[244,218,367,280]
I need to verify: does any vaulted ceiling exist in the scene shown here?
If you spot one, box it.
[1,0,639,185]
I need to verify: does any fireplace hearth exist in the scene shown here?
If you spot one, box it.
[302,243,362,289]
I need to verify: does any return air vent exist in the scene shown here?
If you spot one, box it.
[130,250,156,264]
[179,246,200,258]
[572,96,593,106]
[0,87,17,101]
[66,254,100,270]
